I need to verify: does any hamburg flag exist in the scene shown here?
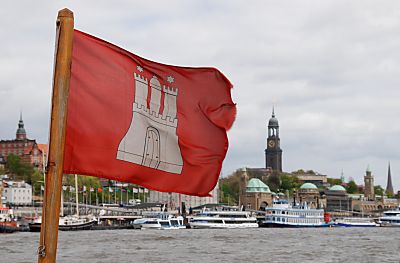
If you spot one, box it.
[63,30,236,196]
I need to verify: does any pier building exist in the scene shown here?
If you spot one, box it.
[241,177,273,210]
[364,166,375,200]
[296,183,325,209]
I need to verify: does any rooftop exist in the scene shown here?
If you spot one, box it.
[246,178,271,193]
[300,182,318,189]
[329,185,346,191]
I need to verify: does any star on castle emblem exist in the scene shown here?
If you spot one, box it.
[167,76,174,83]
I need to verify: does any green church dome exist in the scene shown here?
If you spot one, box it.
[299,183,318,189]
[329,185,346,191]
[246,178,271,193]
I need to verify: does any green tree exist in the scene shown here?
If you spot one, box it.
[219,169,242,205]
[31,170,45,195]
[267,173,281,192]
[327,178,342,186]
[374,185,384,196]
[346,180,358,194]
[280,174,300,193]
[291,169,305,175]
[5,154,35,183]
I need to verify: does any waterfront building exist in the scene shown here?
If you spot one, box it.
[325,185,352,216]
[265,108,282,172]
[2,180,32,206]
[0,115,47,171]
[296,183,325,209]
[364,166,375,200]
[240,177,273,210]
[386,163,394,196]
[350,194,399,215]
[147,181,219,211]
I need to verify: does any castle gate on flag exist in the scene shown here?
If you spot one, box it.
[116,73,183,174]
[63,30,236,197]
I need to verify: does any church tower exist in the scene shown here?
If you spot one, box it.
[16,113,27,140]
[265,108,282,172]
[386,162,394,196]
[364,165,375,200]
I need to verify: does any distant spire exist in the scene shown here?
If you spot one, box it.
[386,162,394,195]
[16,112,27,140]
[272,106,275,118]
[366,164,371,173]
[340,169,345,183]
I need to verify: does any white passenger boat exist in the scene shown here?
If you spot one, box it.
[189,210,258,229]
[133,213,186,230]
[334,217,378,227]
[260,201,331,228]
[378,207,400,227]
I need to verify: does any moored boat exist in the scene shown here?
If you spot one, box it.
[334,217,378,227]
[259,201,331,228]
[29,215,97,232]
[0,207,19,233]
[189,210,258,229]
[59,215,97,231]
[378,206,400,227]
[133,213,185,230]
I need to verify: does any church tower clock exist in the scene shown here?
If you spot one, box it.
[265,108,282,172]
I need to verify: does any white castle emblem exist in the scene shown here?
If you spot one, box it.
[116,72,183,174]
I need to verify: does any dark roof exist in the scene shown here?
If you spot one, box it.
[191,203,227,210]
[245,168,270,180]
[131,202,163,209]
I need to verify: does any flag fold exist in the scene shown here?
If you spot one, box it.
[63,30,236,196]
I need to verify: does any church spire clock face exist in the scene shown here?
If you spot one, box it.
[265,107,283,172]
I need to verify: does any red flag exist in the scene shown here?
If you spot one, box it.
[63,30,236,196]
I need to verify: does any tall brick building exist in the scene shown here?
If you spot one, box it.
[0,115,47,171]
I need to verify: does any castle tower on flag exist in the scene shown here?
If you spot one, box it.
[117,71,183,174]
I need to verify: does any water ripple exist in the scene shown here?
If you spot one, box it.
[1,228,400,262]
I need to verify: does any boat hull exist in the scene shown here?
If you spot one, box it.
[59,220,95,231]
[259,222,332,228]
[379,222,400,227]
[29,221,96,231]
[0,222,19,233]
[28,222,42,232]
[334,223,377,227]
[190,223,259,229]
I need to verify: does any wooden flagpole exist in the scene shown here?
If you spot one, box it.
[38,8,74,263]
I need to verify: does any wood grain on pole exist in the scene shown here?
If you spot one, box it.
[38,8,74,263]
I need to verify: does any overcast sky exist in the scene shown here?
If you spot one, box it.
[1,1,399,190]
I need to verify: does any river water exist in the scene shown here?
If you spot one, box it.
[1,228,400,263]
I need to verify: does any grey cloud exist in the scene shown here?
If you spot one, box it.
[1,1,399,190]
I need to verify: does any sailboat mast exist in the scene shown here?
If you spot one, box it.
[60,188,64,217]
[75,174,79,216]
